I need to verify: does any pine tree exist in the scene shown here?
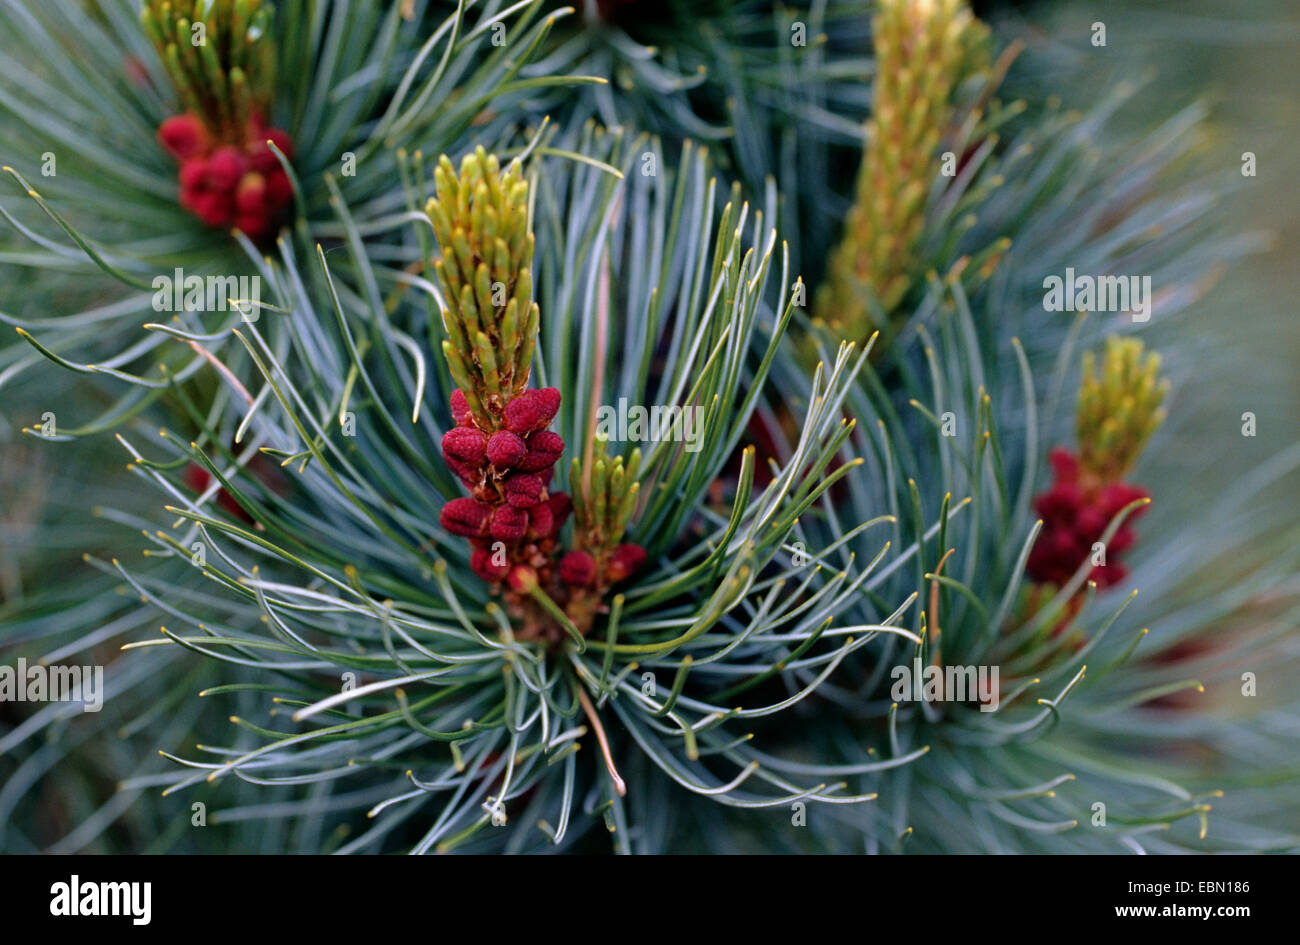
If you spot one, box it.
[1,0,1297,854]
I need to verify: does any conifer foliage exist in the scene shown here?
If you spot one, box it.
[0,0,1297,856]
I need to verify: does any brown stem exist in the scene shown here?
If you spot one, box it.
[189,339,253,406]
[927,546,955,666]
[576,682,626,797]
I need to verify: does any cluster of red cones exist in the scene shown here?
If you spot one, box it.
[437,388,645,601]
[157,112,294,239]
[1026,446,1149,590]
[439,387,570,582]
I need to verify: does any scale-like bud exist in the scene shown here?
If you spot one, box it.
[427,147,540,430]
[570,436,646,586]
[1076,336,1169,482]
[817,0,992,340]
